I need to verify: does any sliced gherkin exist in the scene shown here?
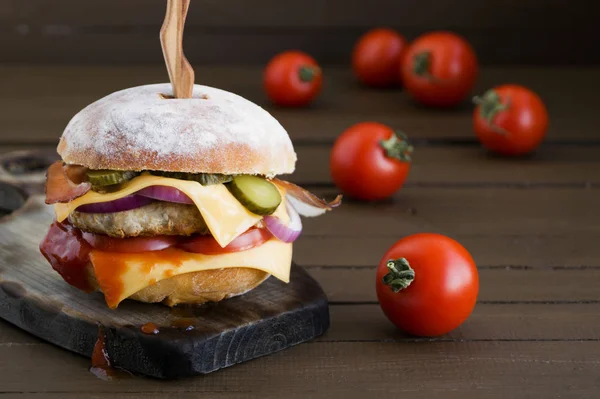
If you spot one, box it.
[86,170,138,187]
[149,171,233,185]
[226,175,281,215]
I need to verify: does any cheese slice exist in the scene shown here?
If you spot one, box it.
[90,239,293,308]
[54,174,263,247]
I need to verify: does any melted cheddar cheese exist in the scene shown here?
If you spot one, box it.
[91,239,293,308]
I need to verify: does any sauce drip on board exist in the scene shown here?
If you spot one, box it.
[141,322,160,335]
[90,326,120,381]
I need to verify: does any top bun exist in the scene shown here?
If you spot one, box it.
[58,84,296,176]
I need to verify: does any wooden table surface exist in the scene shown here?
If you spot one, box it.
[1,65,599,398]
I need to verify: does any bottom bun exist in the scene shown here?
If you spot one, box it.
[84,239,292,308]
[87,266,271,307]
[129,268,270,306]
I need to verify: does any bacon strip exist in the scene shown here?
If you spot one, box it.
[272,179,342,217]
[45,161,92,204]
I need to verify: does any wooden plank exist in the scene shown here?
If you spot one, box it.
[309,267,600,303]
[4,28,598,65]
[1,66,598,143]
[2,0,593,30]
[3,303,600,345]
[326,304,600,341]
[295,235,600,268]
[0,197,330,379]
[294,146,600,186]
[301,187,600,238]
[0,341,598,397]
[1,1,597,65]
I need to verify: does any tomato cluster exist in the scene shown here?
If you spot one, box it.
[262,28,549,337]
[263,30,548,163]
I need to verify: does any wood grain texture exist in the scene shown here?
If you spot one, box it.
[1,67,598,144]
[295,146,600,186]
[0,341,598,397]
[1,0,592,29]
[160,0,194,99]
[0,197,329,379]
[309,267,600,303]
[301,187,600,238]
[1,0,597,64]
[295,234,600,268]
[3,302,600,345]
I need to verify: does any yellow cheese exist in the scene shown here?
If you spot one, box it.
[90,239,293,308]
[54,174,263,247]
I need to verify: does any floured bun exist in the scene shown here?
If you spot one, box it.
[57,84,297,176]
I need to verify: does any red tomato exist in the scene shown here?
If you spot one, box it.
[376,233,479,337]
[400,31,478,107]
[81,232,177,253]
[330,122,412,201]
[264,51,322,107]
[178,228,272,255]
[473,84,549,156]
[352,28,408,87]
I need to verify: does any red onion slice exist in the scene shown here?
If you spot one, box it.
[136,186,194,204]
[75,195,154,214]
[263,202,302,243]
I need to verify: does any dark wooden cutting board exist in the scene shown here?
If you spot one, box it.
[0,150,330,379]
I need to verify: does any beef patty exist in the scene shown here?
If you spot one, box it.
[68,201,208,238]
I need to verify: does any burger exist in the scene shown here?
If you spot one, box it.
[40,84,340,309]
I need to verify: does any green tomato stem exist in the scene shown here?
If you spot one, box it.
[382,258,415,293]
[380,131,414,162]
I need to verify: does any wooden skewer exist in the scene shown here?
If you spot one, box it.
[160,0,195,99]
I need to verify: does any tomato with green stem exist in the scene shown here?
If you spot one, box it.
[330,122,413,201]
[400,31,478,107]
[473,84,548,156]
[376,233,479,337]
[263,51,322,107]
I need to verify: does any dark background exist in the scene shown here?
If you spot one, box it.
[1,0,598,65]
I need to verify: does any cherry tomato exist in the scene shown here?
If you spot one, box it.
[264,51,322,107]
[400,31,478,107]
[330,122,412,201]
[352,28,408,87]
[376,233,479,337]
[178,228,272,255]
[473,84,549,156]
[81,232,177,253]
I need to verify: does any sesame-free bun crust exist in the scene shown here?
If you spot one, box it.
[128,268,270,307]
[58,84,296,176]
[87,265,270,307]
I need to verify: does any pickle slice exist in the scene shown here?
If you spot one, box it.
[149,171,233,185]
[86,170,138,187]
[227,175,281,215]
